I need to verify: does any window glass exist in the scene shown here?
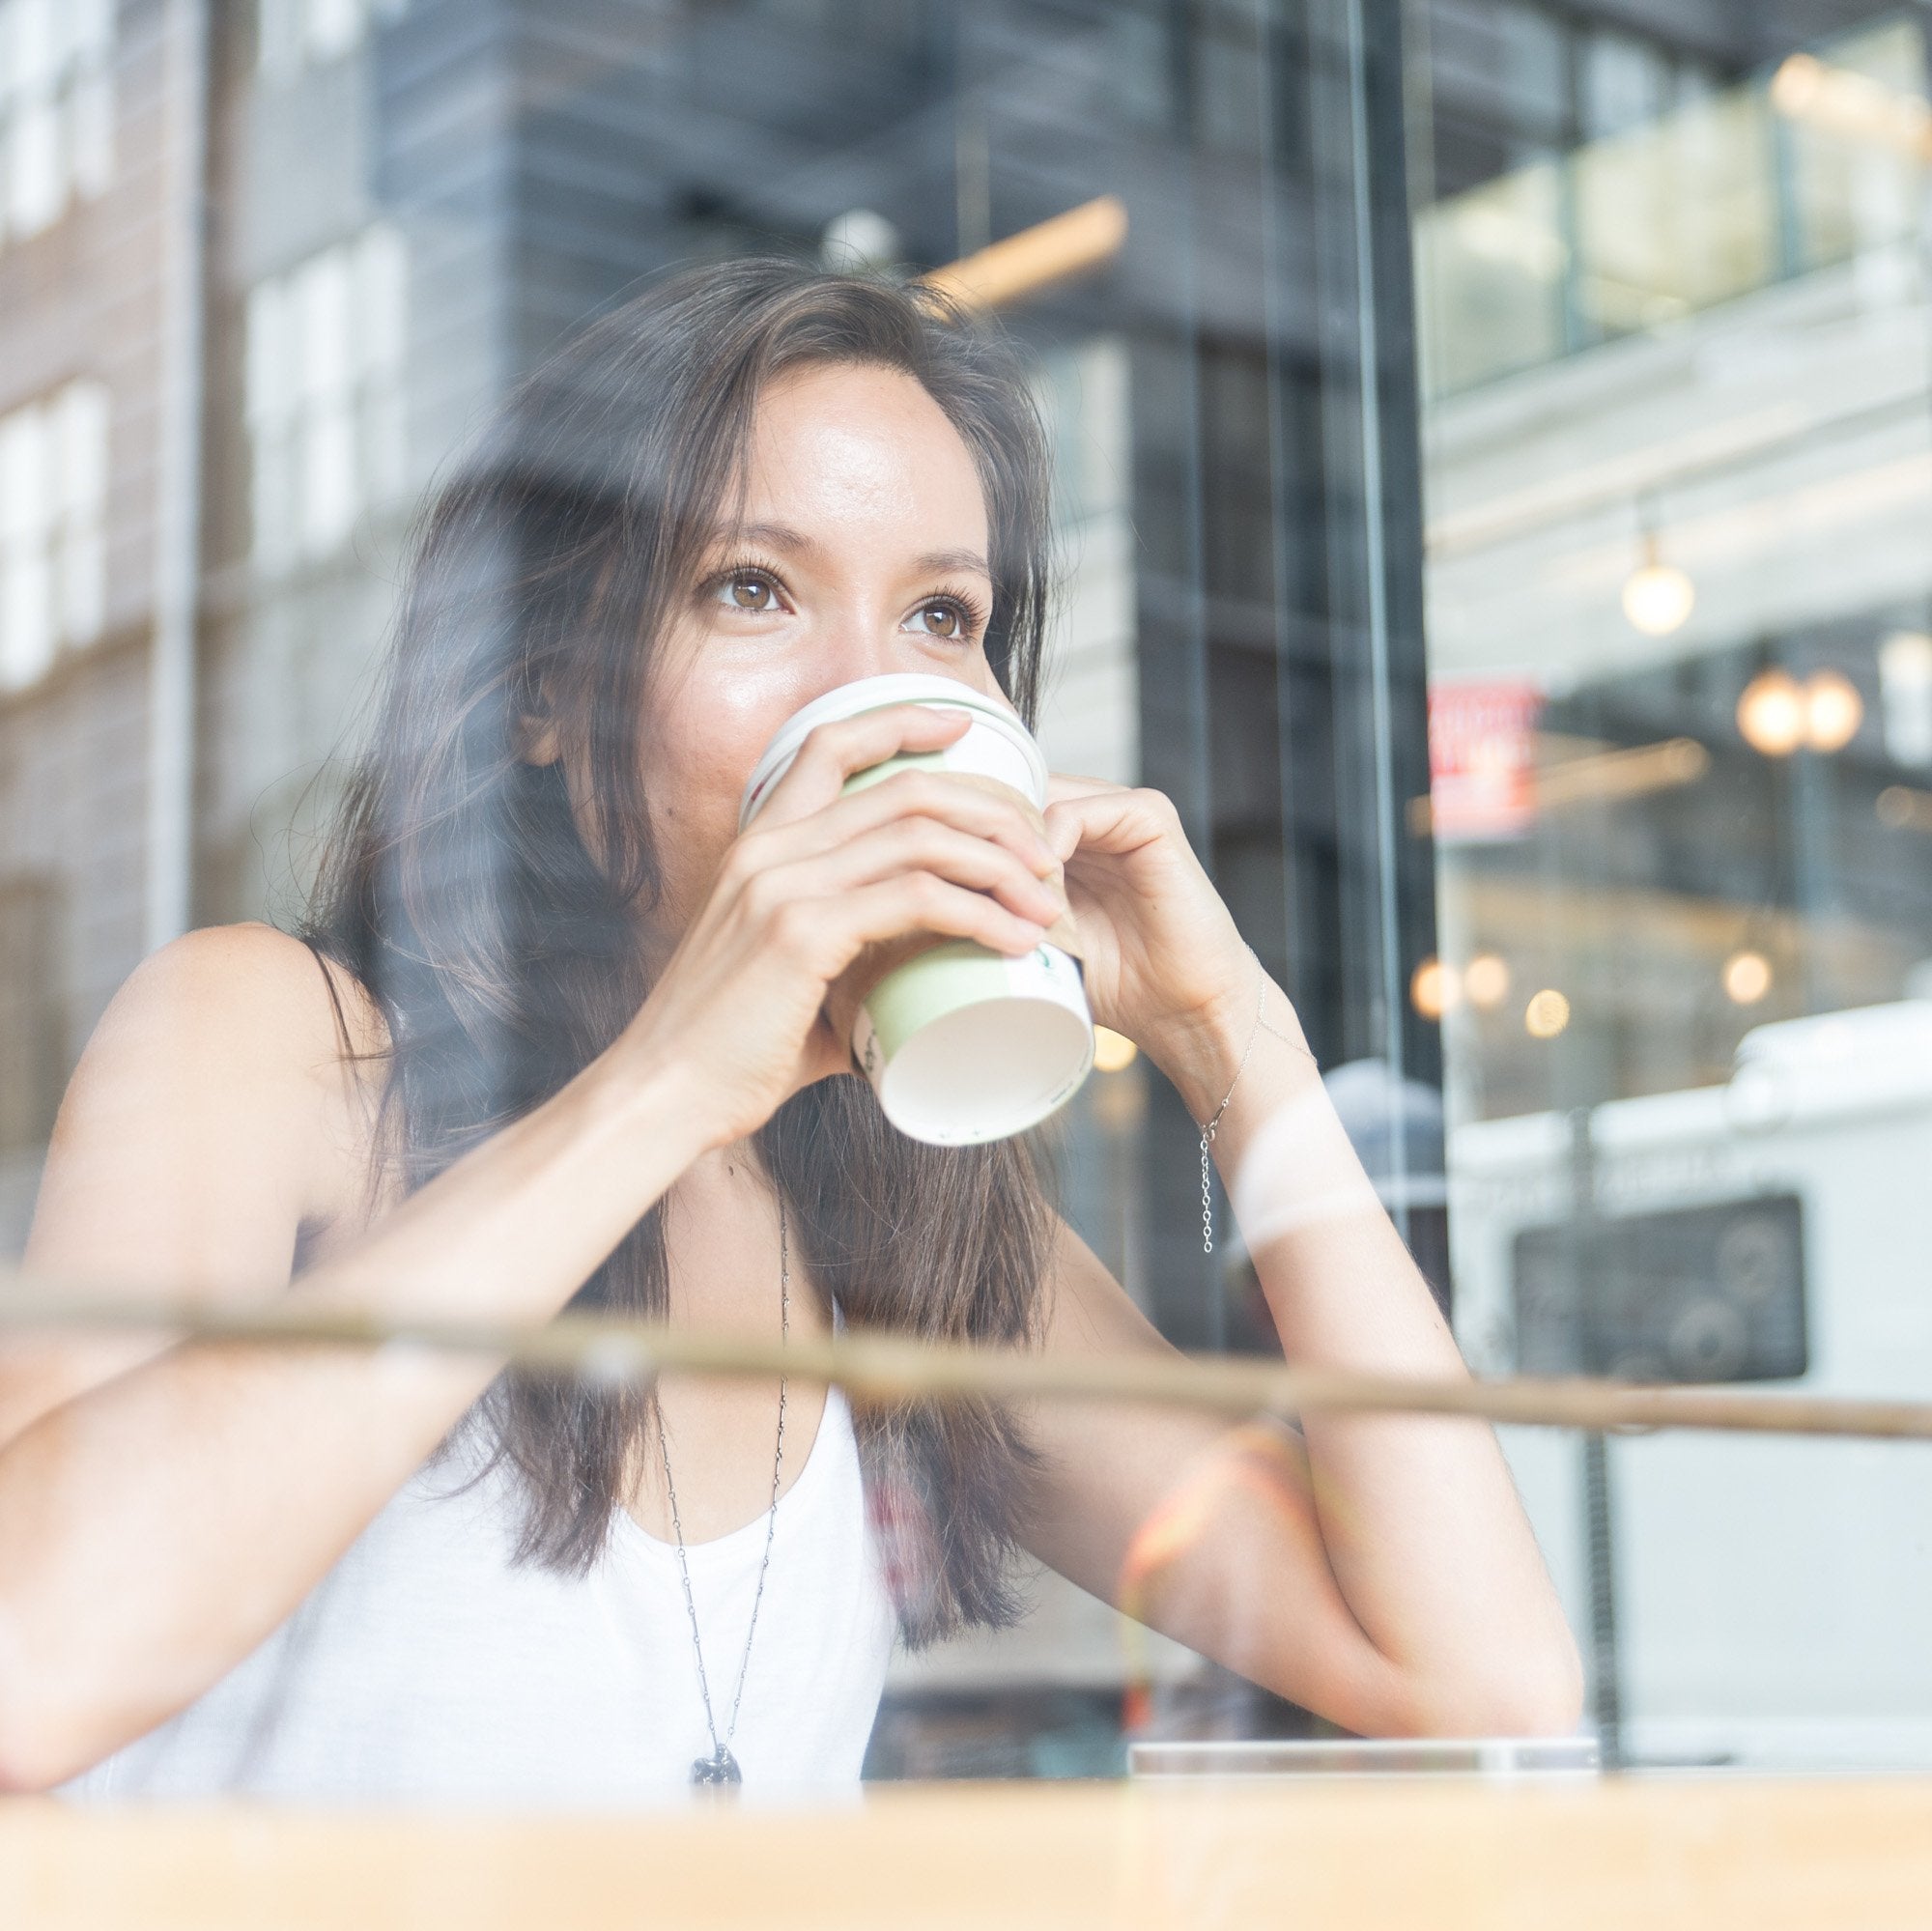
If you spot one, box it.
[0,0,1448,1809]
[0,0,113,244]
[245,226,410,570]
[0,379,105,690]
[1580,28,1670,141]
[7,0,1932,1869]
[1417,6,1932,1772]
[0,401,50,686]
[259,0,406,78]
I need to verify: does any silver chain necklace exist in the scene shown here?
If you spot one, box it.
[652,1198,789,1789]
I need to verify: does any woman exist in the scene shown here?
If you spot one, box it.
[0,259,1579,1802]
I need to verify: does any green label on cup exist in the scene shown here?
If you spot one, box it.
[840,751,947,797]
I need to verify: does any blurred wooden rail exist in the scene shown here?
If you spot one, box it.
[7,1779,1932,1929]
[7,1265,1932,1442]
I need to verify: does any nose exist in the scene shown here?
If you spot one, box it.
[818,624,902,689]
[797,591,980,701]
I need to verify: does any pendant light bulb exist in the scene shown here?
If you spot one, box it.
[1803,669,1863,753]
[1737,668,1806,756]
[1622,529,1695,639]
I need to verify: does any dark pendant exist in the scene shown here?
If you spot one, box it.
[691,1746,742,1787]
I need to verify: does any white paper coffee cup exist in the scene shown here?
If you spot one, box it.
[738,673,1094,1146]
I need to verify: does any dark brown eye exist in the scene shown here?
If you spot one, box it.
[726,574,773,610]
[903,587,986,642]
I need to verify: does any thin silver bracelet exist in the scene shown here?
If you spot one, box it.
[1196,948,1318,1257]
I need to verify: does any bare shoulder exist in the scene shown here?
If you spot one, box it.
[12,923,394,1442]
[92,921,386,1069]
[49,922,391,1237]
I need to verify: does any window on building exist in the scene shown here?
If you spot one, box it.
[257,0,407,79]
[1578,25,1713,142]
[0,379,107,693]
[245,225,408,572]
[0,0,114,244]
[1424,0,1728,200]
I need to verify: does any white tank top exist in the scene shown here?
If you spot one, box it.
[57,1379,898,1807]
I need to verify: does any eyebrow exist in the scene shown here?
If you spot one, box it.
[718,521,992,582]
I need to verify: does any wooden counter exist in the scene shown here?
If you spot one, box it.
[6,1776,1931,1930]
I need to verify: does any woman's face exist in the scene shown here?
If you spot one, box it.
[637,359,1009,941]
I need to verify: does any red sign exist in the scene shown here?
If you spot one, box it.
[1427,680,1543,841]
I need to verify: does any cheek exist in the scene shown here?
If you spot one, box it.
[646,623,815,811]
[639,688,781,911]
[646,696,772,824]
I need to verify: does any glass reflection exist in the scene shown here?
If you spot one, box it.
[0,0,1928,1827]
[1420,2,1932,1770]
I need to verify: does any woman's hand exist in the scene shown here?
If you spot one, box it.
[1042,775,1258,1101]
[613,705,1067,1150]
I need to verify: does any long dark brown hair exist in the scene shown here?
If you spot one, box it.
[298,256,1063,1644]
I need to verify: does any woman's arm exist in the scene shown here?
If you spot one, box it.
[1021,779,1582,1738]
[0,923,713,1790]
[1021,991,1582,1738]
[1168,974,1583,1734]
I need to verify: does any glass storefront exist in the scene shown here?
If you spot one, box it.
[1417,3,1932,1770]
[0,0,1929,1817]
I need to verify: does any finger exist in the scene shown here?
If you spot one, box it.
[730,772,1059,884]
[1044,771,1126,807]
[753,702,974,827]
[816,873,1050,962]
[811,776,1059,876]
[1044,786,1176,864]
[787,816,1066,926]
